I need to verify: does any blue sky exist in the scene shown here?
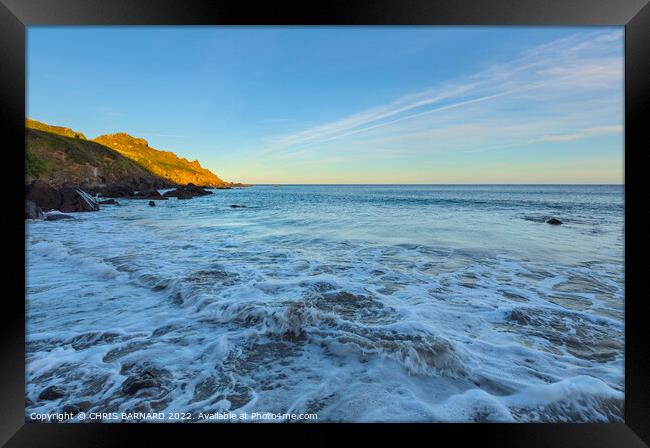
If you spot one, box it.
[27,27,624,183]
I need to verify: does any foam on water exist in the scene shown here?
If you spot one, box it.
[26,185,624,422]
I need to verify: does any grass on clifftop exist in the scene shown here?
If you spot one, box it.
[26,128,165,186]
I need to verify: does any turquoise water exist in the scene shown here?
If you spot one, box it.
[26,185,624,422]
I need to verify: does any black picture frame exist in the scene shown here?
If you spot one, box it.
[1,0,648,446]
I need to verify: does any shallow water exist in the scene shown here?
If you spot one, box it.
[26,185,624,422]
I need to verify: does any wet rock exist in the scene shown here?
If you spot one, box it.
[74,401,92,412]
[38,385,65,400]
[25,180,62,211]
[229,204,246,208]
[148,200,156,207]
[185,183,212,195]
[163,183,213,199]
[546,218,562,225]
[94,183,135,198]
[121,370,159,395]
[25,200,44,219]
[508,309,531,325]
[69,331,122,350]
[45,213,75,221]
[62,404,80,416]
[59,187,99,212]
[165,189,194,200]
[129,189,167,200]
[99,199,119,205]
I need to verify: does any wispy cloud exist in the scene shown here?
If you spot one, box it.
[540,125,623,142]
[266,30,623,158]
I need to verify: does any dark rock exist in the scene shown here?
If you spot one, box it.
[25,180,62,211]
[121,370,159,395]
[185,183,213,196]
[99,199,119,205]
[508,309,532,325]
[229,204,246,208]
[74,401,92,412]
[95,184,135,198]
[148,201,156,207]
[25,200,44,219]
[45,213,75,221]
[176,190,194,200]
[38,385,66,400]
[129,189,167,200]
[62,404,80,416]
[179,190,195,200]
[163,184,213,199]
[546,218,563,225]
[59,188,100,212]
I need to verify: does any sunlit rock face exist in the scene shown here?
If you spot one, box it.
[93,133,227,188]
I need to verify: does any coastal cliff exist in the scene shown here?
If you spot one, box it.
[93,133,227,188]
[26,118,234,189]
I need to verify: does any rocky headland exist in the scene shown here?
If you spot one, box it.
[25,119,249,219]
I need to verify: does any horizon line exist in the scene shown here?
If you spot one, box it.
[246,182,625,186]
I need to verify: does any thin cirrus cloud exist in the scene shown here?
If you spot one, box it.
[540,125,623,142]
[267,30,623,159]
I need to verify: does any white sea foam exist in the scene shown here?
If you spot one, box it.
[25,185,624,422]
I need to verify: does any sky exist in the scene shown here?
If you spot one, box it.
[27,27,624,184]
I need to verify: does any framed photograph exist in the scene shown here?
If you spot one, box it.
[2,0,648,445]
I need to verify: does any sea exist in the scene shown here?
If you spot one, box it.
[25,184,625,422]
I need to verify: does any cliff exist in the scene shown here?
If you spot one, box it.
[93,133,227,187]
[25,119,233,189]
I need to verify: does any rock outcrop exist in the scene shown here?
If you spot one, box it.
[38,385,66,401]
[25,180,99,215]
[163,183,213,199]
[25,180,61,211]
[59,187,100,212]
[45,213,75,221]
[25,200,44,219]
[129,189,167,200]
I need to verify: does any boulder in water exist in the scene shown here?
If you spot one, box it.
[45,213,75,221]
[59,187,100,212]
[185,183,213,196]
[148,201,156,207]
[163,183,212,199]
[94,183,135,198]
[62,404,81,416]
[38,385,66,401]
[121,370,159,395]
[25,180,61,211]
[25,200,44,219]
[129,189,167,200]
[546,218,562,225]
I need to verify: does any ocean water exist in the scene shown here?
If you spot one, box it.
[25,185,625,422]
